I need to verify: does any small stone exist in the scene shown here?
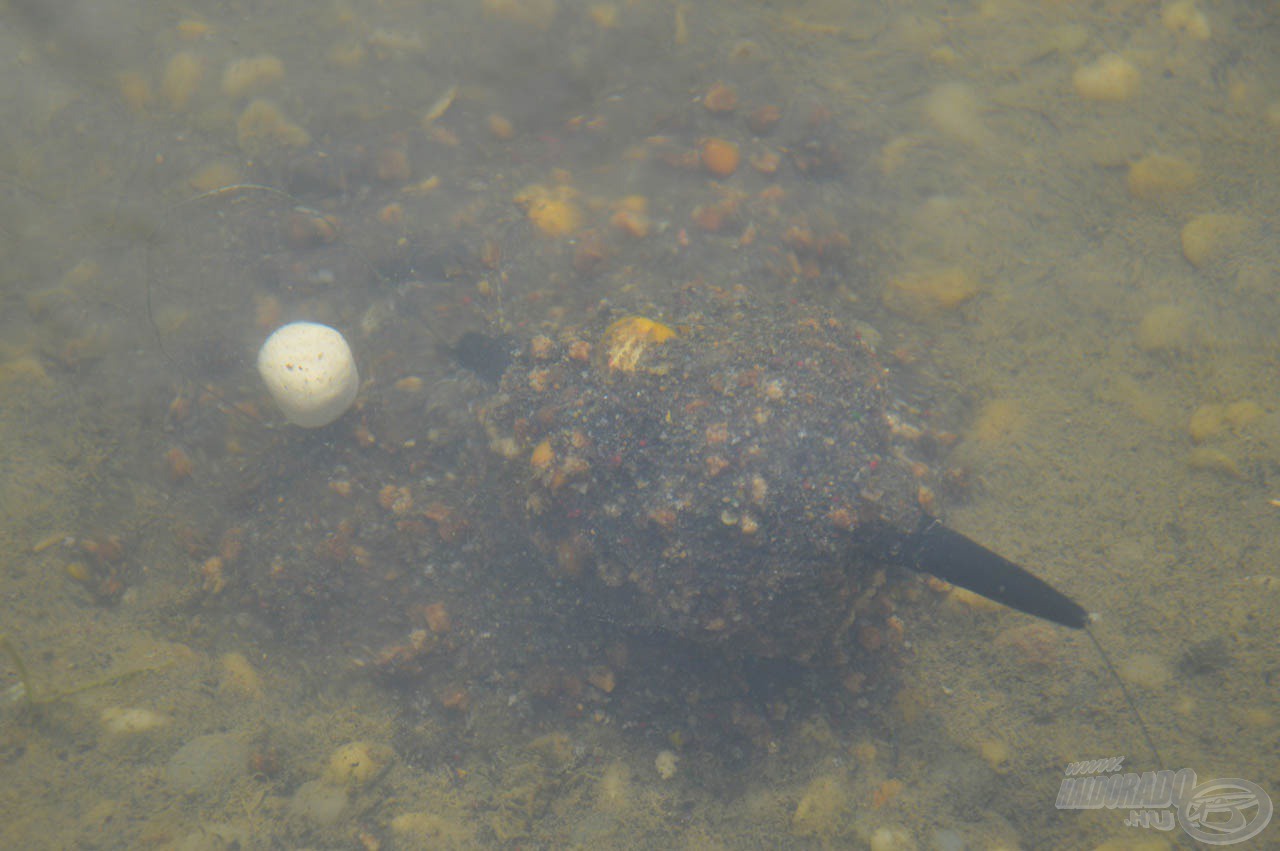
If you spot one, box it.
[1180,213,1250,269]
[166,733,249,796]
[869,827,918,851]
[236,99,311,152]
[1187,447,1244,479]
[389,811,472,842]
[219,651,264,699]
[422,602,451,633]
[884,267,979,317]
[792,774,847,838]
[221,55,284,99]
[1188,405,1226,443]
[978,739,1010,771]
[290,779,349,827]
[487,113,515,140]
[586,665,616,693]
[702,82,737,113]
[1127,154,1197,200]
[1163,0,1210,40]
[324,741,392,788]
[161,52,204,110]
[1136,304,1193,352]
[1073,54,1140,102]
[101,707,169,735]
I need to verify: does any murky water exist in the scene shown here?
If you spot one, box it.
[1,1,1277,848]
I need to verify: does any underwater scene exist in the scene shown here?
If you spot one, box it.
[0,0,1277,848]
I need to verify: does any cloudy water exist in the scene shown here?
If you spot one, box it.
[1,0,1277,848]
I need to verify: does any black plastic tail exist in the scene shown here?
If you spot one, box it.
[891,516,1089,629]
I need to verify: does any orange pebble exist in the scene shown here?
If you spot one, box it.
[700,138,740,177]
[487,113,515,140]
[747,104,782,135]
[872,779,905,808]
[376,202,404,226]
[440,684,470,711]
[422,602,452,633]
[165,447,194,482]
[703,82,737,113]
[750,150,781,175]
[611,207,650,238]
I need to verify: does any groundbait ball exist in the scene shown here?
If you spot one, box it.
[256,321,359,428]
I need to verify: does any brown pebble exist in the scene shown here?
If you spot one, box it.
[750,149,781,175]
[703,82,737,113]
[218,527,245,563]
[700,138,741,177]
[378,484,414,515]
[167,395,192,424]
[487,113,515,140]
[201,556,226,594]
[393,376,424,393]
[586,665,616,693]
[375,146,411,183]
[165,447,193,482]
[284,211,340,247]
[440,685,470,711]
[747,104,781,134]
[530,335,556,359]
[610,207,650,239]
[376,202,404,226]
[572,229,610,275]
[422,602,451,633]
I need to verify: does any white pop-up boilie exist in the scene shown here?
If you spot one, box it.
[256,321,359,428]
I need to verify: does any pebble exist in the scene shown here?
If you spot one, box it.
[221,55,285,99]
[219,651,264,699]
[100,706,169,735]
[923,82,992,147]
[1135,304,1193,352]
[161,51,204,110]
[1162,0,1210,40]
[930,828,967,851]
[236,99,312,152]
[1188,404,1226,443]
[1180,213,1250,269]
[596,761,631,811]
[389,811,473,842]
[870,826,918,851]
[1073,54,1140,102]
[166,733,249,797]
[324,740,392,788]
[978,739,1010,772]
[884,266,979,317]
[792,774,846,837]
[1127,154,1197,201]
[290,779,349,827]
[970,398,1025,444]
[1187,446,1244,479]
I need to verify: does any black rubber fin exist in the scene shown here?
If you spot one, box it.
[889,516,1089,629]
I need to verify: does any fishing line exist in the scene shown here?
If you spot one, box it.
[1085,623,1164,768]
